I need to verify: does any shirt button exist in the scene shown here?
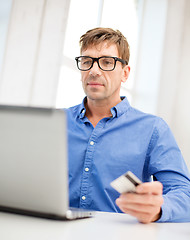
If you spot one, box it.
[85,167,89,172]
[82,196,86,200]
[90,141,94,145]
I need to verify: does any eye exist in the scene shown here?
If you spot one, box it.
[80,58,92,66]
[83,60,91,65]
[101,58,114,66]
[103,59,112,65]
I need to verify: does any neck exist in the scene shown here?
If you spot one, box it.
[85,97,121,127]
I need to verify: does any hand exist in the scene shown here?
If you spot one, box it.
[115,181,164,223]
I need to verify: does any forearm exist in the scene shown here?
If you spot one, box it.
[157,188,190,222]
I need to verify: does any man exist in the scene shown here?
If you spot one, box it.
[65,27,190,223]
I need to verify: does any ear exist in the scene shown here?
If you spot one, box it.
[121,65,130,83]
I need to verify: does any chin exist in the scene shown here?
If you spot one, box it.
[87,94,105,101]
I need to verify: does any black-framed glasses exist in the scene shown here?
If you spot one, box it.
[75,56,128,71]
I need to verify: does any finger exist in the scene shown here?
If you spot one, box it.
[118,201,162,214]
[116,200,162,223]
[136,181,163,195]
[121,208,161,224]
[118,193,164,206]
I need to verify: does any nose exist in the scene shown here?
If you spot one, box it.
[89,60,102,76]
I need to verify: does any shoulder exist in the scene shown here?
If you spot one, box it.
[126,107,173,145]
[64,104,81,118]
[128,106,168,129]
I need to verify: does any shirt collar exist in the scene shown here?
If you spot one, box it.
[78,97,87,119]
[110,97,131,118]
[78,96,131,119]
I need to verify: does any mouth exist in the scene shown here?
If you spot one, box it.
[87,82,104,87]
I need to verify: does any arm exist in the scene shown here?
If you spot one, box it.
[117,118,190,223]
[116,172,190,223]
[148,119,190,222]
[153,171,190,222]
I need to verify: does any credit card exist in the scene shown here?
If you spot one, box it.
[110,171,142,194]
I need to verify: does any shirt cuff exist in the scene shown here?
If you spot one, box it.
[155,195,171,223]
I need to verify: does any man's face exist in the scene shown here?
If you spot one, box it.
[80,42,129,104]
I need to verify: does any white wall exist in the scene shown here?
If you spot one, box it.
[157,0,190,170]
[0,0,12,74]
[132,0,168,114]
[0,0,70,107]
[133,0,190,170]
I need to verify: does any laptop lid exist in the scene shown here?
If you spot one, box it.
[0,105,70,219]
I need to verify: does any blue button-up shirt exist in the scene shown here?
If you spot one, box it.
[66,97,190,222]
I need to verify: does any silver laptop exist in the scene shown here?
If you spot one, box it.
[0,105,94,220]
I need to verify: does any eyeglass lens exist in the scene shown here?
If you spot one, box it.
[77,57,115,71]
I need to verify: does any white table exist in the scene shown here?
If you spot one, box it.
[0,211,190,240]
